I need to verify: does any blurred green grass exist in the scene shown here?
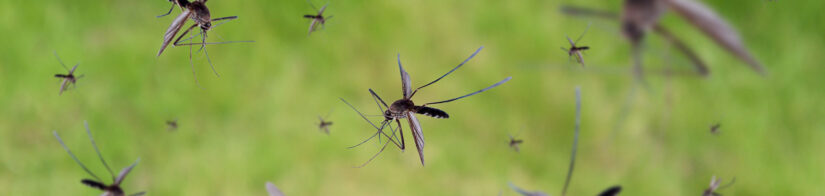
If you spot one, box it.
[1,0,823,195]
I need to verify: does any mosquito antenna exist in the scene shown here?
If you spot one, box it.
[423,76,511,106]
[410,47,484,98]
[561,86,582,196]
[53,131,103,182]
[353,124,400,168]
[53,51,70,71]
[84,121,116,182]
[574,22,591,44]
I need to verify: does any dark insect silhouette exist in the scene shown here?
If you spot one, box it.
[562,24,591,67]
[598,185,622,196]
[703,176,735,196]
[266,182,285,196]
[561,0,765,79]
[53,121,145,196]
[157,0,253,86]
[53,52,83,95]
[341,47,511,166]
[166,119,179,131]
[317,112,333,134]
[508,133,523,152]
[710,123,721,134]
[304,1,333,36]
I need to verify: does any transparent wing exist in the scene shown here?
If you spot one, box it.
[665,0,764,73]
[406,112,425,166]
[266,182,286,196]
[114,158,140,185]
[157,10,192,56]
[59,79,69,95]
[398,54,412,99]
[69,64,79,74]
[575,52,586,67]
[308,20,318,36]
[318,4,328,15]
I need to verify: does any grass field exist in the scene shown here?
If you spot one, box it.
[1,0,823,195]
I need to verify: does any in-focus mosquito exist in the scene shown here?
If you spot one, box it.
[341,47,511,166]
[266,182,285,196]
[562,24,591,67]
[703,176,735,196]
[710,123,721,134]
[166,119,179,131]
[598,185,622,196]
[53,121,145,196]
[317,113,333,135]
[53,52,84,95]
[508,133,523,152]
[157,0,254,85]
[304,1,333,36]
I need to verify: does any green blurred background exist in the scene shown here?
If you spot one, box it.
[1,0,823,195]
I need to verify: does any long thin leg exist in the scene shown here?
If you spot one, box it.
[561,87,582,196]
[423,76,511,106]
[353,123,401,168]
[574,22,591,44]
[53,51,70,71]
[409,47,484,98]
[53,131,103,182]
[200,30,220,77]
[340,98,403,149]
[156,3,175,18]
[84,121,116,182]
[395,119,405,150]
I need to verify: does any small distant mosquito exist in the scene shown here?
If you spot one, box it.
[166,119,179,131]
[508,182,549,196]
[508,133,523,152]
[157,0,254,85]
[710,123,721,134]
[266,182,285,196]
[304,1,333,36]
[703,176,735,196]
[53,52,83,95]
[598,185,622,196]
[342,47,511,166]
[561,24,591,67]
[317,112,333,134]
[53,121,145,196]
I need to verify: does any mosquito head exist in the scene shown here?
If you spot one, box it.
[201,22,212,30]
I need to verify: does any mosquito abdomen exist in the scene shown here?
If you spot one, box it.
[413,106,449,119]
[81,179,107,190]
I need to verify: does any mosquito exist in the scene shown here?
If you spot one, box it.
[304,1,333,36]
[317,112,333,135]
[710,123,721,134]
[53,121,145,196]
[53,52,83,95]
[266,182,285,196]
[166,119,179,131]
[342,47,511,166]
[598,185,622,196]
[703,176,735,196]
[561,24,591,67]
[508,133,523,152]
[157,0,254,85]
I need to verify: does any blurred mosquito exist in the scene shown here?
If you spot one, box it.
[598,185,622,196]
[317,111,333,134]
[266,182,285,196]
[53,52,83,95]
[703,176,735,196]
[157,0,254,86]
[166,119,179,131]
[53,121,145,196]
[562,24,591,67]
[341,47,511,166]
[710,123,721,134]
[304,1,333,36]
[508,182,549,196]
[508,133,523,152]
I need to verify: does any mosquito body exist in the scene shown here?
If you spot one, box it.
[342,47,511,166]
[304,2,333,36]
[166,119,179,131]
[53,121,145,196]
[508,134,523,152]
[562,25,591,67]
[710,123,721,134]
[703,176,735,196]
[53,53,83,95]
[157,0,253,85]
[318,115,333,134]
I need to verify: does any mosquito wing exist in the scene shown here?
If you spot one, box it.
[69,64,79,74]
[307,19,318,36]
[398,54,413,99]
[665,0,764,73]
[59,78,69,95]
[566,36,576,46]
[114,158,140,185]
[575,51,586,67]
[266,182,286,196]
[157,9,192,56]
[318,3,328,15]
[406,111,425,166]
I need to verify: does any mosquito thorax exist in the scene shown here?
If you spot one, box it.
[389,99,414,114]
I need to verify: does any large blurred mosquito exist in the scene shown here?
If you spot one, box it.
[53,52,83,95]
[53,121,145,196]
[703,176,735,196]
[562,24,591,67]
[317,111,333,134]
[341,47,511,166]
[304,1,333,36]
[266,182,285,196]
[157,0,253,85]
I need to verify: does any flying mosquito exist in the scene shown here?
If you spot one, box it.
[341,47,511,166]
[508,133,523,152]
[166,119,179,131]
[562,24,591,67]
[53,52,83,95]
[157,0,253,85]
[304,1,333,36]
[266,182,285,196]
[710,123,721,134]
[703,176,735,196]
[317,113,333,135]
[53,121,145,196]
[598,185,622,196]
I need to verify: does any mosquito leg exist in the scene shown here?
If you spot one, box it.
[395,119,406,150]
[199,31,220,77]
[353,123,402,168]
[84,121,116,182]
[53,131,103,182]
[410,46,484,98]
[156,3,175,18]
